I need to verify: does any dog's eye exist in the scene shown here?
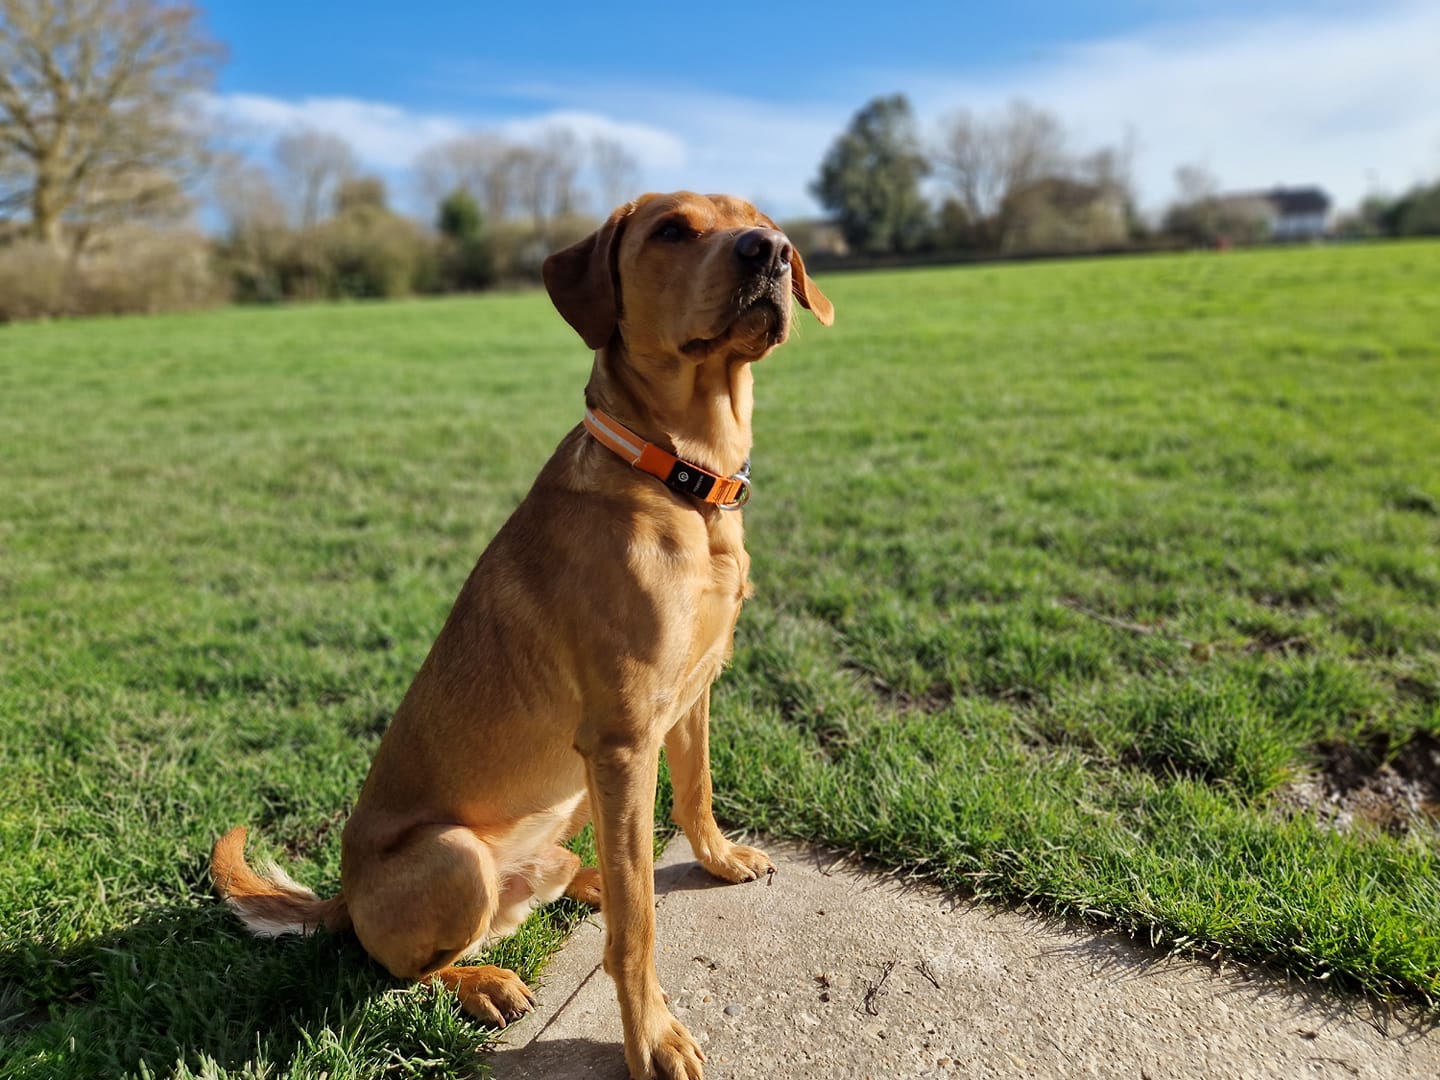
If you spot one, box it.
[653,221,689,241]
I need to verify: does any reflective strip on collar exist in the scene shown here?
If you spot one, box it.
[583,408,750,509]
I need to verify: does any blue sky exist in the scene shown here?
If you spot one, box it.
[203,0,1440,219]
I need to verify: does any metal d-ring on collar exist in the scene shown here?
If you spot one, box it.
[718,459,752,511]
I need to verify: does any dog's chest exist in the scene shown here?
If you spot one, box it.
[688,525,750,671]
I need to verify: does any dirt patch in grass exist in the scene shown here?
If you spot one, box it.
[860,673,955,716]
[1279,734,1440,835]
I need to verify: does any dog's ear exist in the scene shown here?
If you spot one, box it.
[543,201,635,350]
[789,246,834,326]
[760,213,834,327]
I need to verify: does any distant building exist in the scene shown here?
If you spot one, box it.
[1264,187,1331,239]
[1217,186,1332,241]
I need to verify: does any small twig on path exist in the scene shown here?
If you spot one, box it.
[863,960,898,1016]
[916,958,941,989]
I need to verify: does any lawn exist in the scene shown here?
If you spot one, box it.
[2,240,1438,1078]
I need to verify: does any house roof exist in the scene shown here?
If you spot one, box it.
[1264,187,1331,215]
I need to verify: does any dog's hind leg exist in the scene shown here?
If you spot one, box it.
[558,791,603,908]
[342,823,536,1027]
[426,963,537,1028]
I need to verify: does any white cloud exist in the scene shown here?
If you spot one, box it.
[204,84,840,218]
[497,110,687,171]
[639,96,844,215]
[904,0,1440,214]
[208,94,467,169]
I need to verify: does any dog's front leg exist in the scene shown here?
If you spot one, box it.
[665,692,774,884]
[583,735,705,1080]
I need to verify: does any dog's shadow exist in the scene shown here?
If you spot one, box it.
[0,860,558,1079]
[654,858,726,897]
[653,853,771,898]
[1,850,690,1079]
[1,839,709,1078]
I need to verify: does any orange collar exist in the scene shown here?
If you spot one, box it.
[583,407,751,510]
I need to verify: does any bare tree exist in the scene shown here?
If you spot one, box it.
[1163,163,1221,243]
[414,133,520,223]
[1163,163,1270,246]
[0,0,221,254]
[537,126,583,219]
[934,100,1069,249]
[415,126,599,234]
[590,135,640,211]
[209,150,287,300]
[511,127,586,230]
[273,128,357,228]
[1173,162,1219,207]
[212,151,285,237]
[1076,130,1137,208]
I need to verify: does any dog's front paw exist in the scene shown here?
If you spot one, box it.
[434,964,537,1028]
[628,1014,705,1079]
[698,839,774,885]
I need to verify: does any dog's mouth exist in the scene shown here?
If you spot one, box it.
[680,282,790,359]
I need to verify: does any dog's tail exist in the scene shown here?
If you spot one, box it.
[210,826,350,937]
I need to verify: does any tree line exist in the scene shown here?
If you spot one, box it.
[211,126,639,304]
[0,0,642,319]
[808,93,1438,258]
[811,94,1143,257]
[2,1,1438,322]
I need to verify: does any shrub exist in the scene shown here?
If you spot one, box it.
[0,229,224,323]
[436,235,496,292]
[437,189,483,243]
[74,229,226,316]
[491,213,598,281]
[311,209,432,300]
[434,190,496,292]
[0,241,70,322]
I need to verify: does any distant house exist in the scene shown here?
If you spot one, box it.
[1217,186,1332,241]
[1264,187,1331,239]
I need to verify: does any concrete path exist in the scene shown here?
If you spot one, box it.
[486,837,1439,1079]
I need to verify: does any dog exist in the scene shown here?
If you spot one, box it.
[210,191,833,1080]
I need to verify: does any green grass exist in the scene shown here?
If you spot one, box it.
[3,240,1439,1077]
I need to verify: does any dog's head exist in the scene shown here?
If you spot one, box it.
[543,192,834,359]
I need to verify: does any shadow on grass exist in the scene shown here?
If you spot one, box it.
[0,889,492,1079]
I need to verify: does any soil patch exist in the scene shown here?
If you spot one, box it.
[1279,734,1440,835]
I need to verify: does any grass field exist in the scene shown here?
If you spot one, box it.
[2,240,1439,1078]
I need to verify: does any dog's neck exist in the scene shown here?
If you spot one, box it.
[585,343,755,479]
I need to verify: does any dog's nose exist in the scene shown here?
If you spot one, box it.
[734,228,792,275]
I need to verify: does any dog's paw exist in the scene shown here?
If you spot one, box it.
[698,840,774,885]
[628,1014,705,1079]
[434,964,537,1028]
[565,865,603,908]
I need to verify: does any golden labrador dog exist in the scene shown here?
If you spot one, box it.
[210,192,833,1079]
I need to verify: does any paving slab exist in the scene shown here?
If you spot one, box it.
[486,837,1439,1079]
